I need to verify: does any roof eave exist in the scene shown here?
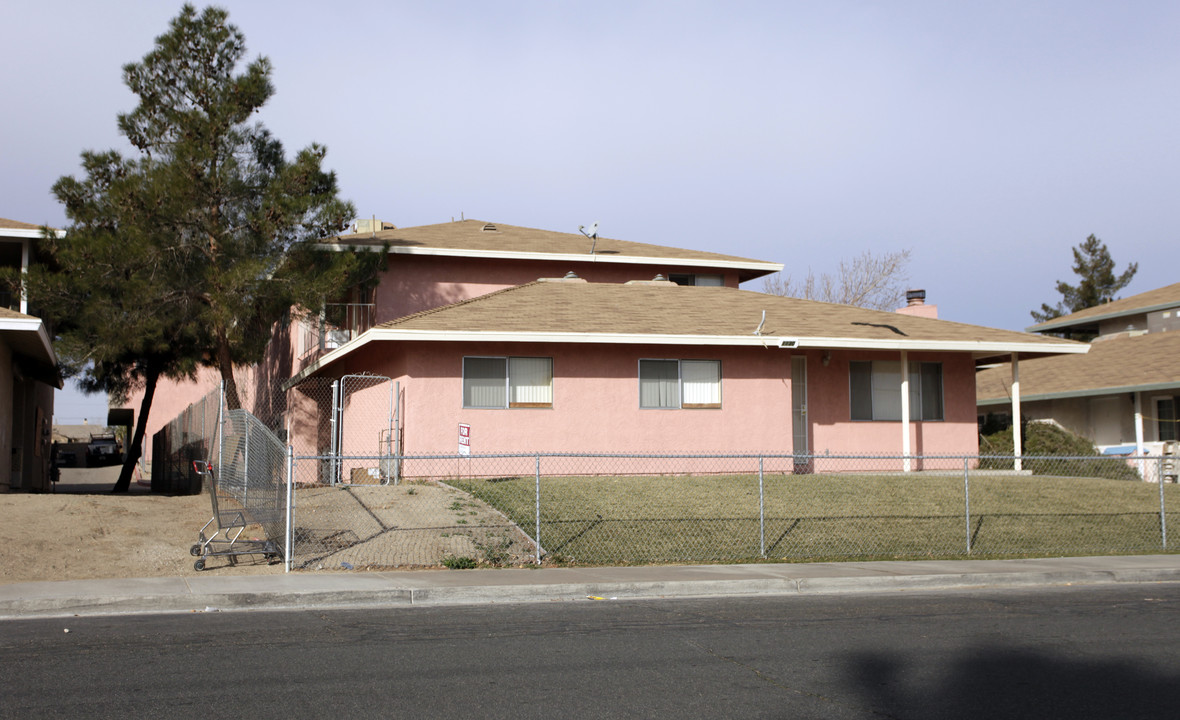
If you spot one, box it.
[312,243,783,275]
[0,317,61,387]
[0,227,64,240]
[1027,300,1180,333]
[290,328,1085,381]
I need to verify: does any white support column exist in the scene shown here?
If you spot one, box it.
[1135,391,1146,479]
[901,349,911,472]
[1011,353,1022,472]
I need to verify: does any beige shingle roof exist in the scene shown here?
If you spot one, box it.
[1028,282,1180,333]
[977,331,1180,404]
[291,282,1084,384]
[377,281,1082,351]
[0,307,36,321]
[328,219,781,281]
[0,218,39,230]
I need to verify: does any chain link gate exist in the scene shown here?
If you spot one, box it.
[330,374,395,485]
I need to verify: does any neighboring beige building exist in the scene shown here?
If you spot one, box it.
[977,282,1180,456]
[0,218,62,491]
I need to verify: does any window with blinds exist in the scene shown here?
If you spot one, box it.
[640,359,721,409]
[850,361,943,421]
[463,357,553,408]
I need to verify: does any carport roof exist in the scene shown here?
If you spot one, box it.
[977,331,1180,405]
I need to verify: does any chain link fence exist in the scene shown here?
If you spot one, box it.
[150,383,1180,571]
[286,452,1180,570]
[149,386,222,494]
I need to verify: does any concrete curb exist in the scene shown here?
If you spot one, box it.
[3,560,1180,619]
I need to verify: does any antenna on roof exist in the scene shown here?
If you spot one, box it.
[578,221,600,254]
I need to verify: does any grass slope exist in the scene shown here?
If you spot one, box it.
[452,470,1180,566]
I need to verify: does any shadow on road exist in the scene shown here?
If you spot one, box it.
[52,465,150,494]
[848,644,1180,719]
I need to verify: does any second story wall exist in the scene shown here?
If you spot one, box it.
[373,254,744,324]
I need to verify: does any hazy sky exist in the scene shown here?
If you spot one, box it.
[5,1,1176,419]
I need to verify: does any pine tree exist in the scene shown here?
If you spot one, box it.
[1031,234,1138,324]
[23,5,379,492]
[116,4,371,411]
[34,152,206,492]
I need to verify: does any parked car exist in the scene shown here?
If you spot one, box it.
[53,444,77,467]
[86,433,122,466]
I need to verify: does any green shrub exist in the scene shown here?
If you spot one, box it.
[442,555,477,570]
[980,422,1141,481]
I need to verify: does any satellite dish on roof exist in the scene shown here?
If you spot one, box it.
[578,222,599,239]
[579,221,600,254]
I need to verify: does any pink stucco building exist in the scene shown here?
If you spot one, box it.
[1,218,61,492]
[291,278,1082,465]
[131,219,1085,471]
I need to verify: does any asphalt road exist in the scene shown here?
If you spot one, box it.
[3,584,1179,719]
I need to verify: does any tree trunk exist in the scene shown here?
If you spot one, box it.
[216,331,241,411]
[111,365,159,493]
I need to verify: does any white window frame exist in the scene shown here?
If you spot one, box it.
[462,356,553,409]
[639,358,721,409]
[850,361,943,421]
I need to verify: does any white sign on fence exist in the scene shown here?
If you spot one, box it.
[458,423,471,456]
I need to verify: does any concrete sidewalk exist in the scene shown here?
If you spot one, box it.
[3,555,1180,619]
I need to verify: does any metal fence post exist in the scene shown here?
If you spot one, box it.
[285,445,294,573]
[329,379,339,485]
[387,379,394,485]
[393,380,401,485]
[759,456,766,558]
[216,381,225,486]
[964,457,972,555]
[1160,456,1168,550]
[535,454,542,565]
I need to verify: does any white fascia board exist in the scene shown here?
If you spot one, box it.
[0,316,57,365]
[312,243,784,274]
[0,228,64,240]
[362,329,1089,356]
[793,336,1091,356]
[0,316,44,332]
[977,381,1180,406]
[288,328,1086,385]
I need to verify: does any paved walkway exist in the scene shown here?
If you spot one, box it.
[3,555,1180,619]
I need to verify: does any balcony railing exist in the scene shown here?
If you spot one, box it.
[300,303,375,359]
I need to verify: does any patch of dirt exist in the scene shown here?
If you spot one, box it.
[0,466,535,585]
[0,466,287,585]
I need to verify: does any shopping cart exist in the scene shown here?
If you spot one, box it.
[189,457,283,570]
